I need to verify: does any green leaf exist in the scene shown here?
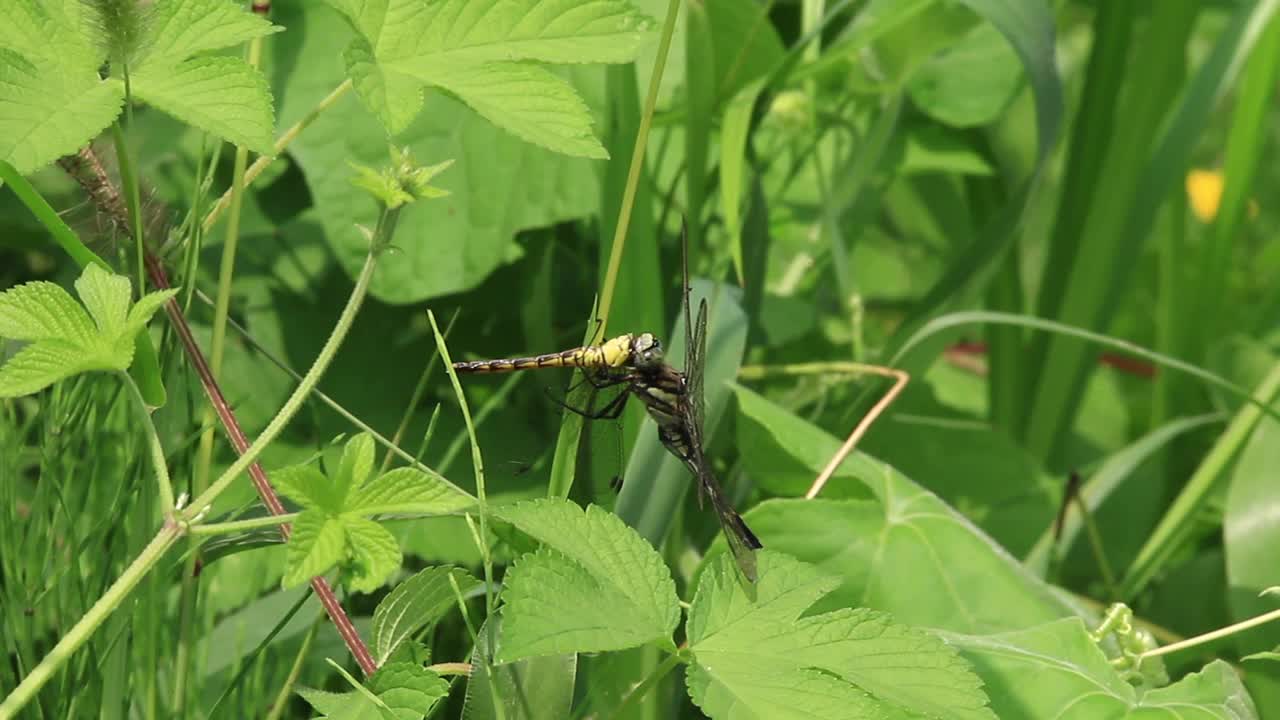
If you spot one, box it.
[907,21,1022,127]
[124,288,178,336]
[688,552,995,720]
[136,0,281,68]
[328,0,654,155]
[372,566,479,666]
[282,509,347,588]
[74,261,132,339]
[950,619,1257,718]
[0,340,102,398]
[298,663,449,719]
[272,2,602,303]
[347,466,476,516]
[342,516,401,593]
[271,464,337,512]
[0,265,179,397]
[343,36,424,136]
[131,56,275,154]
[0,49,125,175]
[417,62,607,159]
[0,280,97,343]
[336,433,378,501]
[493,500,680,661]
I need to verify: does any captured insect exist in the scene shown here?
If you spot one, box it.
[453,224,762,581]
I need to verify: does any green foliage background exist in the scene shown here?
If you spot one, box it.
[3,0,1280,718]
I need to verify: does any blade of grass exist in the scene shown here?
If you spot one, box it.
[1121,361,1280,599]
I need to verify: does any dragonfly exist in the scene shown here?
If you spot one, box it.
[452,227,762,581]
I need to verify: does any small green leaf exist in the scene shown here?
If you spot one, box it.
[282,510,347,588]
[131,56,275,154]
[494,500,680,662]
[74,262,132,339]
[342,516,401,593]
[270,464,333,511]
[125,288,178,336]
[297,663,448,719]
[688,552,995,720]
[346,466,475,516]
[336,433,377,499]
[0,266,179,397]
[372,566,479,666]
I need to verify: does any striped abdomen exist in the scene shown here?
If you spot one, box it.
[453,334,636,374]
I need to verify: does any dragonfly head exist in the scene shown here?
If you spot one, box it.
[630,333,664,369]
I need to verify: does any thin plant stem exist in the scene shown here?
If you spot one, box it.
[186,236,384,516]
[607,651,682,720]
[594,0,681,340]
[184,291,467,495]
[202,80,354,233]
[119,372,175,514]
[187,513,299,536]
[0,527,183,719]
[56,145,379,677]
[737,362,910,499]
[266,617,321,720]
[1140,605,1280,661]
[146,252,376,675]
[433,314,507,720]
[381,309,458,473]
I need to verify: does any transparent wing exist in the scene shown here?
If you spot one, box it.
[697,460,761,583]
[680,219,708,449]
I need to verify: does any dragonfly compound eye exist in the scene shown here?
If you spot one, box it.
[632,333,663,367]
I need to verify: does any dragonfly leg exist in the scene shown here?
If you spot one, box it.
[547,385,631,421]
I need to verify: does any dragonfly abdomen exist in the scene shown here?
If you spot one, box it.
[454,334,638,374]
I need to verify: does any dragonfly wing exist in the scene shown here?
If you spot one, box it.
[698,461,761,583]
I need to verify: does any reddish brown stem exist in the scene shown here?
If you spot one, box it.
[62,147,377,676]
[144,248,377,676]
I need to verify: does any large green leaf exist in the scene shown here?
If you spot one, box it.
[950,619,1258,719]
[271,2,604,303]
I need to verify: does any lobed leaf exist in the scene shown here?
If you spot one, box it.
[0,341,103,398]
[494,500,680,661]
[688,552,995,720]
